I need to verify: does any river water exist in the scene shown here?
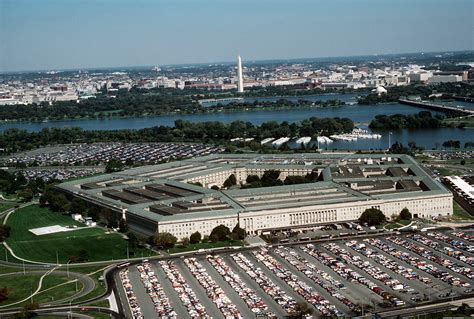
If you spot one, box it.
[1,93,472,150]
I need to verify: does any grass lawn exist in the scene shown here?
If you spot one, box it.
[0,245,24,264]
[436,167,466,176]
[0,201,17,213]
[0,273,79,307]
[0,266,23,275]
[34,279,83,304]
[443,116,474,128]
[71,268,107,303]
[383,219,411,230]
[452,201,473,220]
[168,240,243,254]
[384,223,400,230]
[88,299,109,307]
[398,219,411,226]
[5,205,152,263]
[0,274,41,306]
[78,311,111,319]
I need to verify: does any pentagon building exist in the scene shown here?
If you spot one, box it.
[58,154,453,238]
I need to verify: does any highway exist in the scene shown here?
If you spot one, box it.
[399,98,474,116]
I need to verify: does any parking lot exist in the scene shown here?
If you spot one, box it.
[4,142,224,166]
[116,230,473,318]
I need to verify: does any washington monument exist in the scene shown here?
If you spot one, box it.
[237,55,244,93]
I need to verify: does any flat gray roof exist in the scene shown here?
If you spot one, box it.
[57,153,451,223]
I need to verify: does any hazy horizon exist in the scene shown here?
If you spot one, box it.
[1,0,473,73]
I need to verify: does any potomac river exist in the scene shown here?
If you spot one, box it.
[1,94,472,150]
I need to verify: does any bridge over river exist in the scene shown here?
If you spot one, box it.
[399,99,474,116]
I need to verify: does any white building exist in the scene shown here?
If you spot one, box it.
[59,154,453,238]
[428,75,463,84]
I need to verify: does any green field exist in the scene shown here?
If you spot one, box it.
[436,167,467,176]
[5,205,151,263]
[34,279,83,304]
[0,273,81,307]
[0,274,41,306]
[0,201,17,213]
[453,201,473,220]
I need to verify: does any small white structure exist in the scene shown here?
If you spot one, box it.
[71,213,83,221]
[375,86,387,95]
[85,220,97,227]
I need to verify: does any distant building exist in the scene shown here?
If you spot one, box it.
[408,72,432,83]
[428,75,463,84]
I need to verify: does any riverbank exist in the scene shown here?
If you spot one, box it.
[0,101,346,125]
[442,116,474,128]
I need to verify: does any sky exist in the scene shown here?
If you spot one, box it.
[0,0,473,72]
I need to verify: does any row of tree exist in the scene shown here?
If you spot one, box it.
[358,207,412,227]
[369,111,443,130]
[213,98,345,109]
[358,82,474,105]
[153,224,246,249]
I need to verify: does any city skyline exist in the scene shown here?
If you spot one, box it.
[1,0,473,72]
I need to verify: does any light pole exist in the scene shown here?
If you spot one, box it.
[388,131,392,150]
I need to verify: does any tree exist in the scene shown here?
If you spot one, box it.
[68,256,77,263]
[181,237,190,246]
[127,232,139,249]
[400,208,412,220]
[70,198,87,215]
[105,159,124,173]
[209,224,231,242]
[118,219,128,233]
[442,140,461,149]
[14,303,39,319]
[0,225,11,242]
[359,208,386,226]
[47,192,71,212]
[246,175,260,184]
[232,223,246,240]
[0,287,8,302]
[288,301,314,318]
[17,190,33,202]
[223,174,237,188]
[190,231,202,244]
[260,170,282,187]
[154,232,177,249]
[78,249,89,262]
